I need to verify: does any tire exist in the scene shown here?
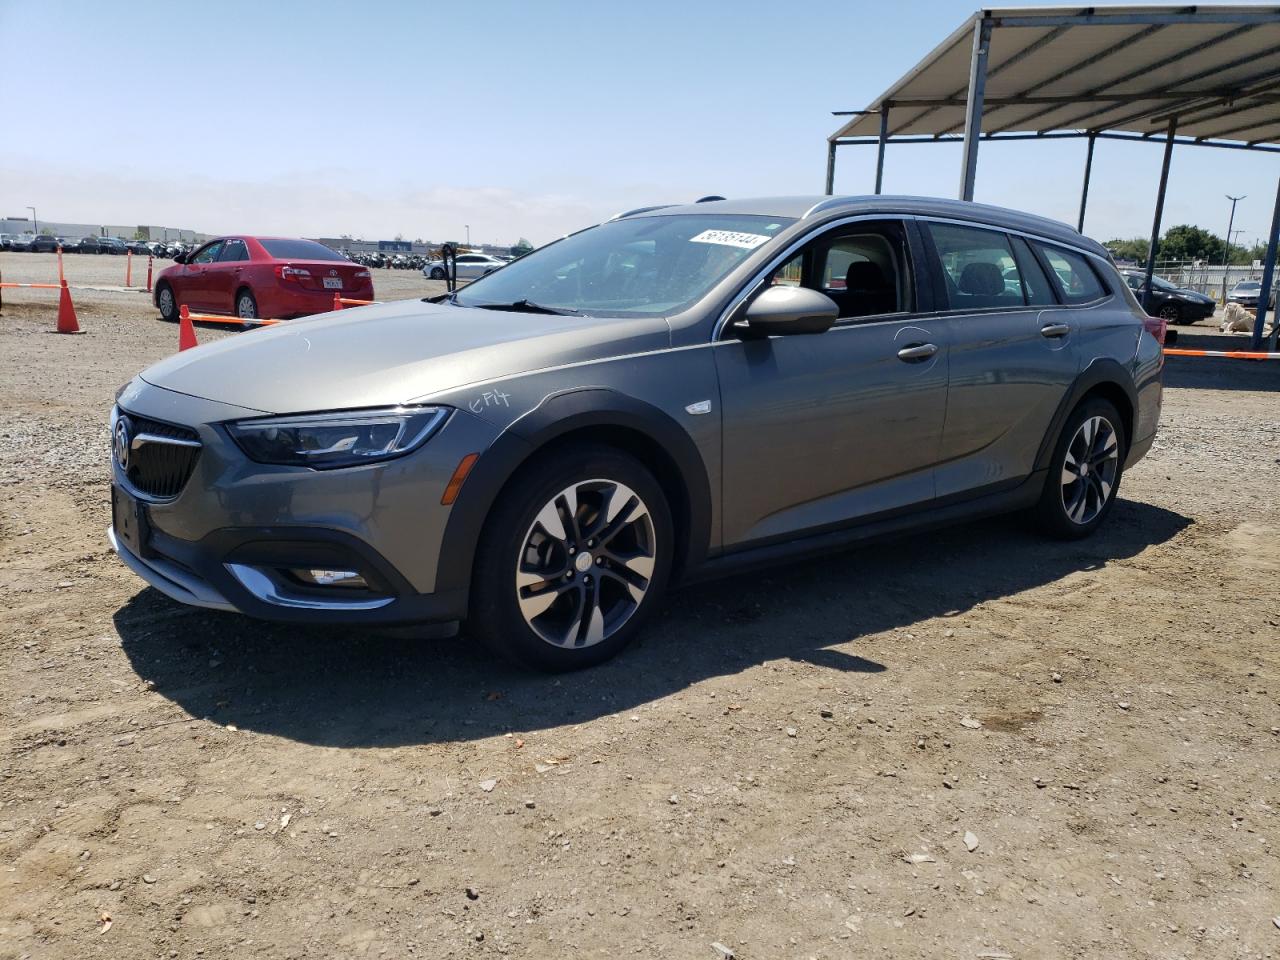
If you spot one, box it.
[1035,398,1127,540]
[1157,303,1182,323]
[469,444,674,671]
[156,283,178,322]
[236,289,258,323]
[430,267,445,280]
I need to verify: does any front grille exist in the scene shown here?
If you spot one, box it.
[121,412,202,499]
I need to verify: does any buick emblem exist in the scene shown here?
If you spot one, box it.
[113,415,131,471]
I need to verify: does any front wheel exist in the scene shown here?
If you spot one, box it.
[156,283,178,322]
[1035,398,1126,540]
[469,445,673,671]
[1157,303,1182,323]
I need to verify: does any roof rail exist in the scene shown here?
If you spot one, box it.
[802,196,858,218]
[609,204,676,221]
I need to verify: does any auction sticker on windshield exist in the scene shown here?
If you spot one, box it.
[689,230,772,250]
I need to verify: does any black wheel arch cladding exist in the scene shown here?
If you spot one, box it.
[434,388,713,598]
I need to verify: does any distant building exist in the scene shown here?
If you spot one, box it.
[0,218,208,243]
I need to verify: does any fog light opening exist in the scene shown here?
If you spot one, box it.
[289,568,369,589]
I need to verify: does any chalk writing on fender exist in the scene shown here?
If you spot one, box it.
[469,390,512,414]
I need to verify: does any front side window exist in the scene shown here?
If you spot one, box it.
[191,241,223,264]
[1037,244,1107,304]
[455,214,795,318]
[926,223,1027,311]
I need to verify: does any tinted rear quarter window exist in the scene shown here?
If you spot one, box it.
[1036,244,1107,304]
[259,239,346,261]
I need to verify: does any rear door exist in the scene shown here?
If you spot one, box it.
[715,218,949,547]
[921,221,1080,498]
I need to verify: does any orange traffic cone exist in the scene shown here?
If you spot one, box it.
[178,305,198,351]
[56,279,81,334]
[333,291,343,311]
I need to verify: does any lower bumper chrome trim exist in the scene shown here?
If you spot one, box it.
[224,562,395,611]
[107,526,236,611]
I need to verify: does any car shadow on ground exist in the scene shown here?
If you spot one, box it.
[114,500,1190,748]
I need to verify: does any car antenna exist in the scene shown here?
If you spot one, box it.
[695,195,726,203]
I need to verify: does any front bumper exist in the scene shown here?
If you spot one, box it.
[108,380,498,625]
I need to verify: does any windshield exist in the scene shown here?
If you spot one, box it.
[1235,281,1261,290]
[454,214,794,317]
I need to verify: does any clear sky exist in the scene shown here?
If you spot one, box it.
[2,0,1277,248]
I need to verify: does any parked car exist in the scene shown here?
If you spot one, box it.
[0,234,12,250]
[126,240,151,256]
[109,196,1162,671]
[422,252,507,280]
[1226,279,1277,310]
[153,236,375,321]
[8,235,34,252]
[76,237,102,254]
[95,237,128,255]
[1119,271,1216,323]
[29,235,64,253]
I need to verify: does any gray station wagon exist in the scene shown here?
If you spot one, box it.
[109,196,1163,669]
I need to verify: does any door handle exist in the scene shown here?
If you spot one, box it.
[897,342,938,362]
[1040,322,1071,338]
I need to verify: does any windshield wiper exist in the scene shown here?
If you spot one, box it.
[471,299,579,316]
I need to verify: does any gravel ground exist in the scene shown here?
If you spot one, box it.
[2,250,1278,960]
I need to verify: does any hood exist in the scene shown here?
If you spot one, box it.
[139,299,671,414]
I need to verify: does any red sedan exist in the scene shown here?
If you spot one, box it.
[154,236,374,322]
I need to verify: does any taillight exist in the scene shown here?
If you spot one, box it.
[275,265,312,282]
[1142,314,1167,345]
[355,270,371,280]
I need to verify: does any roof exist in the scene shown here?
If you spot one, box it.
[633,194,1106,254]
[832,5,1280,146]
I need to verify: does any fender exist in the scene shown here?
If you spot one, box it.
[433,388,714,597]
[1032,357,1139,473]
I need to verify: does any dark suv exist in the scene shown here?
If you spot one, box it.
[109,196,1163,670]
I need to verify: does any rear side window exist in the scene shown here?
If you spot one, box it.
[1036,244,1107,304]
[259,239,346,261]
[218,239,249,262]
[925,222,1027,310]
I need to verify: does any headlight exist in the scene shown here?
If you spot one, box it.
[226,406,449,469]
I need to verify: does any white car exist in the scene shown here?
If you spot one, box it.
[423,252,507,280]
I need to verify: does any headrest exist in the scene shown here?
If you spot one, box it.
[959,261,1005,297]
[845,261,886,290]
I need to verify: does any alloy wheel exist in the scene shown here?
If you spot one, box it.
[158,288,174,317]
[237,294,257,319]
[1060,415,1119,525]
[1158,304,1180,321]
[515,479,657,648]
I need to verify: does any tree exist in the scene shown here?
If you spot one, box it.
[511,237,534,256]
[1156,224,1224,263]
[1103,238,1148,263]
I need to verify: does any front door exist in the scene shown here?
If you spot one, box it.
[715,219,949,548]
[180,240,224,311]
[208,238,249,314]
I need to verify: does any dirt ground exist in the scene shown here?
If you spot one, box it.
[2,250,1278,960]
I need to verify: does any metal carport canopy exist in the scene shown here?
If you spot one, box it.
[825,5,1280,348]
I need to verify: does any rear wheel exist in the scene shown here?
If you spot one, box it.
[236,288,258,321]
[470,445,673,671]
[429,267,445,280]
[1035,398,1126,540]
[157,283,178,322]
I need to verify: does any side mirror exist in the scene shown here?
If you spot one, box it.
[738,285,838,336]
[173,252,188,264]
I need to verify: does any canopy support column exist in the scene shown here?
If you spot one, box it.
[1141,118,1177,313]
[1077,132,1097,232]
[958,17,993,201]
[875,105,890,195]
[825,141,836,196]
[1251,174,1280,349]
